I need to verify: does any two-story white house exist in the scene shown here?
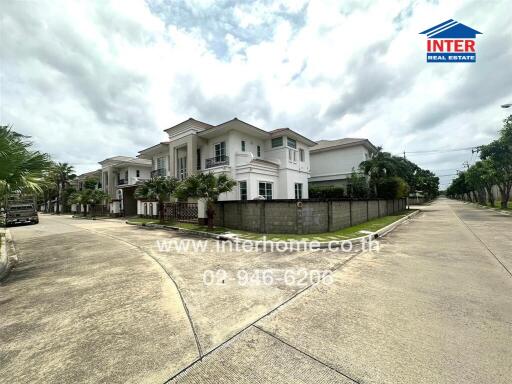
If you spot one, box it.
[309,138,377,189]
[137,117,316,201]
[98,156,152,216]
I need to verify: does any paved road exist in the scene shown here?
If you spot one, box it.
[1,199,511,383]
[172,198,512,384]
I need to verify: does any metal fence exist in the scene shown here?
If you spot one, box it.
[163,202,198,223]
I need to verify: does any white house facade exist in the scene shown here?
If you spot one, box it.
[98,156,152,216]
[309,138,377,189]
[137,118,316,202]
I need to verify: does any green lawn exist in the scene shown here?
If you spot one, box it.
[127,210,415,241]
[478,201,512,211]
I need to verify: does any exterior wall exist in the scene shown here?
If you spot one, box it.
[163,124,312,201]
[215,198,407,234]
[309,145,370,185]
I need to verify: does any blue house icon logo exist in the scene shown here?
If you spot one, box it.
[420,19,482,63]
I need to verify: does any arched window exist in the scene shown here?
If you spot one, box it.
[144,203,148,216]
[149,203,154,217]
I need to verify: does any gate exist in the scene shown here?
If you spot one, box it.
[164,202,198,223]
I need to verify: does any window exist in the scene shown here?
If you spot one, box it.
[124,170,129,181]
[295,183,303,200]
[241,140,246,152]
[257,145,261,157]
[178,156,187,180]
[136,170,140,177]
[215,142,226,161]
[157,157,166,171]
[271,136,283,148]
[287,137,297,149]
[289,149,292,161]
[196,149,201,170]
[239,181,247,200]
[299,148,305,162]
[259,182,273,200]
[289,149,296,162]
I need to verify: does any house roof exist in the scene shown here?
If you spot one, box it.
[163,118,213,133]
[138,142,169,156]
[419,19,482,38]
[195,117,316,145]
[310,138,377,153]
[98,156,151,167]
[76,169,101,180]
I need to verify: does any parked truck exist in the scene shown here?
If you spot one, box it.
[4,196,39,226]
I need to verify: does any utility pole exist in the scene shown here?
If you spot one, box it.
[403,150,406,160]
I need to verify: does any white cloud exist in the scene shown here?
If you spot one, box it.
[2,0,511,188]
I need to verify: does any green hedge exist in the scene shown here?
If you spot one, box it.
[308,186,345,199]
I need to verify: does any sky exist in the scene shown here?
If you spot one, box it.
[2,0,512,189]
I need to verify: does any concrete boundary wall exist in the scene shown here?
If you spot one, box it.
[215,198,407,234]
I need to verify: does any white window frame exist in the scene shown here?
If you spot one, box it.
[299,148,305,162]
[214,142,226,161]
[239,180,248,200]
[241,140,246,152]
[294,183,303,200]
[257,145,261,157]
[258,181,273,200]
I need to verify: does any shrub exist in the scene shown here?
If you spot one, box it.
[377,177,410,199]
[308,186,345,199]
[347,171,370,198]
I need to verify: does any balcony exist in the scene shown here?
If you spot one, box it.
[205,155,229,169]
[151,168,166,178]
[117,179,127,186]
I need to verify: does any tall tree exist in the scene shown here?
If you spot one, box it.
[479,116,512,209]
[0,125,52,200]
[51,162,76,214]
[135,177,180,223]
[175,173,236,228]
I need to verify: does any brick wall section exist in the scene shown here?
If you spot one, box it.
[368,200,379,220]
[265,202,298,233]
[301,202,329,234]
[331,201,351,230]
[350,200,368,225]
[214,198,406,234]
[378,200,388,216]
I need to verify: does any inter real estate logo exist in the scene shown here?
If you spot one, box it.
[420,19,482,63]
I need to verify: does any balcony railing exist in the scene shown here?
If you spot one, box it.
[205,155,229,169]
[151,168,166,178]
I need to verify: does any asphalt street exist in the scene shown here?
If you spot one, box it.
[0,198,510,383]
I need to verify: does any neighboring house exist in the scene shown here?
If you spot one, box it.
[138,117,316,201]
[71,169,102,191]
[309,138,377,189]
[98,156,152,216]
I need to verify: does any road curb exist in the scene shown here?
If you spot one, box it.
[126,209,420,249]
[0,229,19,282]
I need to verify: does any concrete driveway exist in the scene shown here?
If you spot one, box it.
[1,198,511,383]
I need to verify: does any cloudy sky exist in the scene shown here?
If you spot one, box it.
[2,0,512,188]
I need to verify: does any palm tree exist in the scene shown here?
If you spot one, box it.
[359,147,402,196]
[175,173,236,228]
[0,125,52,201]
[135,177,180,223]
[51,162,76,214]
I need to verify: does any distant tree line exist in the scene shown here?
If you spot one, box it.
[447,115,512,209]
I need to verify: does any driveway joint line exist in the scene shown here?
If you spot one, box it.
[82,227,204,359]
[450,206,512,278]
[163,250,363,383]
[252,324,360,383]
